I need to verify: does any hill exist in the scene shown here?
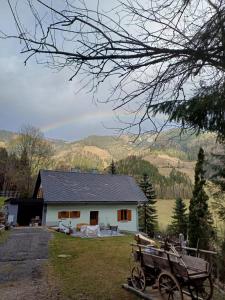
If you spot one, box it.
[0,128,219,185]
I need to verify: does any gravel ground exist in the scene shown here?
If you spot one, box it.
[0,227,61,300]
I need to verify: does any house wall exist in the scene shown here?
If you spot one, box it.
[45,203,139,232]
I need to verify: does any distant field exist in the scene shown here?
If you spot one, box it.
[156,198,224,234]
[156,199,190,230]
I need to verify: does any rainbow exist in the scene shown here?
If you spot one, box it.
[40,110,115,133]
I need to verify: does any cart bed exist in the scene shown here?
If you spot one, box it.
[138,249,209,279]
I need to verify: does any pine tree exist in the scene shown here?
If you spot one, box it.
[210,144,225,191]
[169,197,188,238]
[139,173,157,237]
[109,159,116,175]
[208,144,225,222]
[188,148,214,249]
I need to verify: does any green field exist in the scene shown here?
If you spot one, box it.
[156,198,224,234]
[156,199,190,230]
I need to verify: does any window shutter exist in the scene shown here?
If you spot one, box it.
[60,211,70,218]
[127,210,132,221]
[70,211,81,218]
[117,210,121,221]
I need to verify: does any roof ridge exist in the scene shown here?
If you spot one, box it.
[40,169,134,178]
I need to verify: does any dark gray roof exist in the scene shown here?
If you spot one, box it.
[38,170,147,204]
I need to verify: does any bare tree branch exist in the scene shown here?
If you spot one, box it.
[2,0,225,138]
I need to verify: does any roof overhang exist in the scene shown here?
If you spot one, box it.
[44,201,141,205]
[5,198,44,205]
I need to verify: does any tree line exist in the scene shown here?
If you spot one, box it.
[0,125,53,197]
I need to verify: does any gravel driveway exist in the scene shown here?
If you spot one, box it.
[0,227,61,300]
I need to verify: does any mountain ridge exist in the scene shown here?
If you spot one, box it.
[0,128,219,182]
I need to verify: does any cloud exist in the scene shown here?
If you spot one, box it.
[0,41,118,140]
[0,1,160,140]
[0,1,123,140]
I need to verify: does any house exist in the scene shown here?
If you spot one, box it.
[5,170,147,231]
[36,170,148,231]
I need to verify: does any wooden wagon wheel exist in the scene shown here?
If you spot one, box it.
[158,271,183,300]
[188,276,213,300]
[131,263,146,292]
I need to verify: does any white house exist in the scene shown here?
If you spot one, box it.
[32,170,147,232]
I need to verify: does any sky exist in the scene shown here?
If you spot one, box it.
[0,1,122,141]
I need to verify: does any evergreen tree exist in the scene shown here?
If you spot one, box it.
[139,173,157,237]
[188,148,214,249]
[207,144,225,222]
[169,197,188,238]
[109,159,116,174]
[210,144,225,191]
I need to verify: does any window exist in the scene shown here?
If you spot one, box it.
[117,209,132,222]
[121,209,127,221]
[58,211,69,219]
[70,211,80,218]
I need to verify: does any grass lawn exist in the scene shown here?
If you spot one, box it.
[0,197,6,208]
[49,232,225,300]
[0,230,9,244]
[49,233,138,300]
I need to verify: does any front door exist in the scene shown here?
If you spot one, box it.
[90,211,99,225]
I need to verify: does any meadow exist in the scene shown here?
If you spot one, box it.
[156,199,190,230]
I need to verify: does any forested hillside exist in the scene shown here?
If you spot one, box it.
[114,156,193,199]
[0,128,218,198]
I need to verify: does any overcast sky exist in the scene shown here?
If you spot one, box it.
[0,1,122,141]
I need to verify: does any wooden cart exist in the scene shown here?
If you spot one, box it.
[129,242,215,300]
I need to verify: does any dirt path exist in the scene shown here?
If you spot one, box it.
[0,227,60,300]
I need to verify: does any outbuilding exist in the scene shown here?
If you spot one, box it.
[4,197,43,226]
